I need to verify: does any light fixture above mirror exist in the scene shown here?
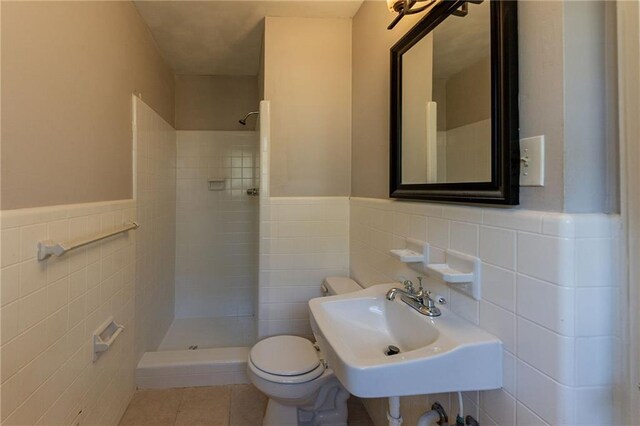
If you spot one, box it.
[387,0,483,30]
[386,0,438,30]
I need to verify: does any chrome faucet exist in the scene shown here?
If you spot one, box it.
[386,277,441,317]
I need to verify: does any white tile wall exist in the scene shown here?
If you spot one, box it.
[157,317,255,351]
[0,200,136,426]
[133,97,176,359]
[175,131,259,323]
[349,197,620,426]
[258,197,350,339]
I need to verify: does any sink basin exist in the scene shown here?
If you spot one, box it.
[309,283,502,398]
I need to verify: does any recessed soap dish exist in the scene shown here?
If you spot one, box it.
[208,179,225,191]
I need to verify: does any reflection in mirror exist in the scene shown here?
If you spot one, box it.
[401,1,491,184]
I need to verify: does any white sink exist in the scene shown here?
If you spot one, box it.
[309,283,502,398]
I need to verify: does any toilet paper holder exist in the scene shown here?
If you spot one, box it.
[93,316,125,362]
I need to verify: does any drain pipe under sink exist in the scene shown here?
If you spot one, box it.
[416,409,441,426]
[388,397,447,426]
[387,397,403,426]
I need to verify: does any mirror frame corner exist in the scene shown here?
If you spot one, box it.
[389,0,520,205]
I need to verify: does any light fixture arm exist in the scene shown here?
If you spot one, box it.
[387,10,406,30]
[387,0,481,30]
[387,0,436,29]
[403,0,435,15]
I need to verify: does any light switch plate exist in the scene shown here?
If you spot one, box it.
[520,135,545,186]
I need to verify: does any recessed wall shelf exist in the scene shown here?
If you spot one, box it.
[426,249,482,300]
[208,179,226,191]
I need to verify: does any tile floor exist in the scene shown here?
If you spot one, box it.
[118,384,374,426]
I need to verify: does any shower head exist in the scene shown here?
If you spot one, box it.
[239,111,259,126]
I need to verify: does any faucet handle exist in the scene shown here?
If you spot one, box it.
[423,290,436,309]
[402,279,415,293]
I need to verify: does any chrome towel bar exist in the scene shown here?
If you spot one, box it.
[37,222,139,261]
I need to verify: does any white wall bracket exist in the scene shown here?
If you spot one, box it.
[426,249,482,300]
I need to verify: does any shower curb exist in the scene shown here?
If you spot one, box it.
[136,347,250,389]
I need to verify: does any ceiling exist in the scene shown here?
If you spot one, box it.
[134,0,364,76]
[433,0,490,79]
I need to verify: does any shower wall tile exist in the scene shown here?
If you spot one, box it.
[349,197,620,426]
[174,131,259,330]
[133,97,176,360]
[258,197,350,339]
[0,199,136,426]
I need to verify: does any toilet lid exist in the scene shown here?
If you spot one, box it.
[250,336,321,376]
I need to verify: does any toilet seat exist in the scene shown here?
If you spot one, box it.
[249,336,325,384]
[249,360,325,384]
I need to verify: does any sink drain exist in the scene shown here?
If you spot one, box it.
[384,345,400,356]
[188,345,198,350]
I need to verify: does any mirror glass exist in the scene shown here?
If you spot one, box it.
[401,1,491,184]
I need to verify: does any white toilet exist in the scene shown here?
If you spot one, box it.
[248,277,362,426]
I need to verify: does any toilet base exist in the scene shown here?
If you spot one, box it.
[263,400,298,426]
[298,382,349,426]
[262,384,349,426]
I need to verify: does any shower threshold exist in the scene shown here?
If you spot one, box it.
[136,346,250,389]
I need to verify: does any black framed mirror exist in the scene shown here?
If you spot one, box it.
[390,0,519,205]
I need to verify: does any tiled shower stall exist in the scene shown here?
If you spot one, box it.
[167,130,259,349]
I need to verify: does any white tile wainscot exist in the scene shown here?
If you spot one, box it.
[349,197,620,426]
[0,200,137,426]
[258,197,350,339]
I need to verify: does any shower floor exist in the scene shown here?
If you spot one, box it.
[137,316,256,388]
[158,316,256,351]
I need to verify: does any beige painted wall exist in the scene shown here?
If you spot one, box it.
[175,75,259,131]
[1,1,175,210]
[562,1,616,213]
[264,17,351,197]
[517,1,566,211]
[445,56,491,130]
[351,3,425,200]
[433,79,447,130]
[445,118,492,182]
[442,57,492,182]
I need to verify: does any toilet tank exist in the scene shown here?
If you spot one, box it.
[321,276,362,296]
